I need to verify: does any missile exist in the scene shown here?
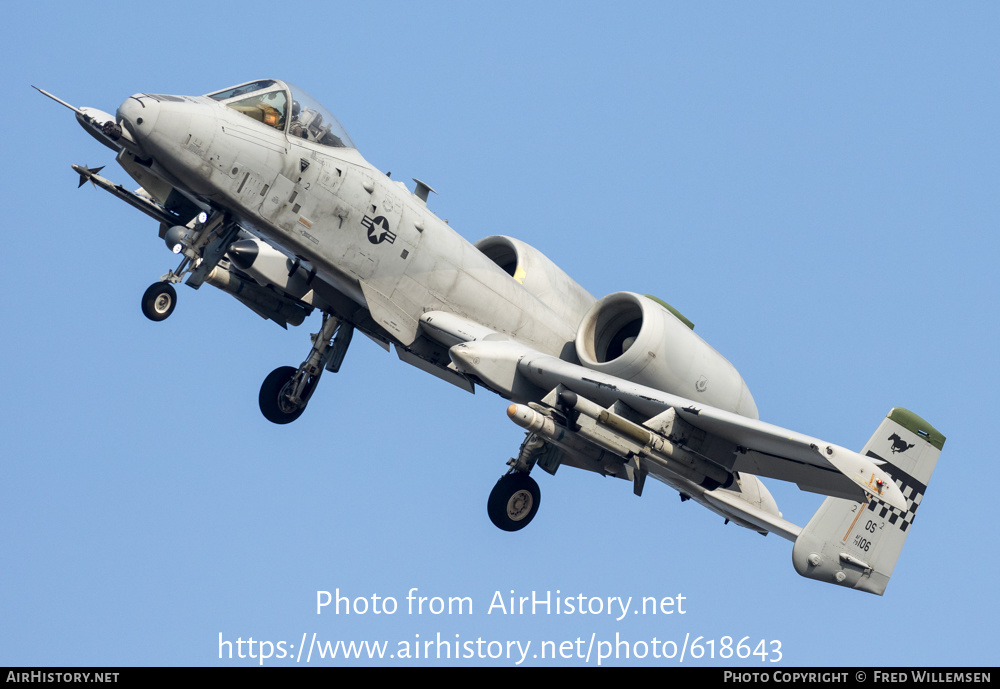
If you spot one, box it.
[556,391,733,486]
[552,390,907,511]
[505,403,618,468]
[70,164,178,226]
[507,403,547,433]
[507,401,734,490]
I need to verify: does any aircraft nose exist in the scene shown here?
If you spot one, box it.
[116,94,160,146]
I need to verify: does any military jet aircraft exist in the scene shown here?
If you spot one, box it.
[38,79,944,595]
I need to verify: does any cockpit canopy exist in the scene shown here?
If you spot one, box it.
[206,79,355,149]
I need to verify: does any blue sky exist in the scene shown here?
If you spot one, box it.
[3,1,997,666]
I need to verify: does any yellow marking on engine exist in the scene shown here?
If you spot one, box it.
[513,265,527,284]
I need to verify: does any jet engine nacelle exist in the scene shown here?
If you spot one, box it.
[575,292,758,419]
[475,235,595,329]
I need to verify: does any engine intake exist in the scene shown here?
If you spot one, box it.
[475,235,595,330]
[576,292,758,418]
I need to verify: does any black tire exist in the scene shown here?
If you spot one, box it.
[487,472,540,532]
[141,282,177,322]
[259,366,308,424]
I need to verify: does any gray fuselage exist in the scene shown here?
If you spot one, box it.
[116,87,587,359]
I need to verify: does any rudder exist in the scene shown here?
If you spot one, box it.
[791,408,945,595]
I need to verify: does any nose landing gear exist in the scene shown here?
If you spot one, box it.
[140,211,239,322]
[140,281,177,321]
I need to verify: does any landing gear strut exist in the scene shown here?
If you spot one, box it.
[487,432,549,531]
[259,312,354,424]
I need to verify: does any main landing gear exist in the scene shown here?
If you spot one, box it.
[258,312,354,424]
[488,433,549,531]
[488,472,541,532]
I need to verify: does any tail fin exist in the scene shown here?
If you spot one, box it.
[792,408,945,595]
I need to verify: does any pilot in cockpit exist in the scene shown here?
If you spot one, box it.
[226,90,287,131]
[289,99,319,140]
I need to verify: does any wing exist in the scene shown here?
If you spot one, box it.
[420,310,908,514]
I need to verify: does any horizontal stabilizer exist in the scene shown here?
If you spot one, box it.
[818,444,908,512]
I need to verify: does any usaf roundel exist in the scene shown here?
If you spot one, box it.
[362,215,396,245]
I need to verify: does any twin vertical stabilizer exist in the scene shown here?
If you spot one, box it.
[792,408,945,595]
